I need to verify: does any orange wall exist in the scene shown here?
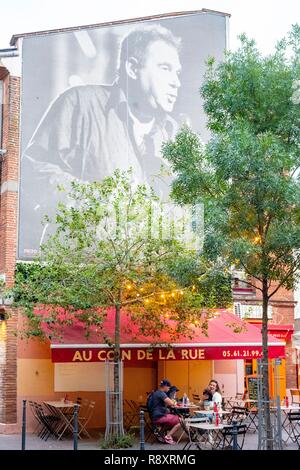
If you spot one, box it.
[158,360,213,397]
[17,357,157,432]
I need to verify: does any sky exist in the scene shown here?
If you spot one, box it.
[1,0,300,74]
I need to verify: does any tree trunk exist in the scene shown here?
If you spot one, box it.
[112,301,124,437]
[115,301,121,362]
[262,279,273,449]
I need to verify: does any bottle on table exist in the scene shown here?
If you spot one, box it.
[285,395,289,407]
[182,393,188,406]
[213,401,218,425]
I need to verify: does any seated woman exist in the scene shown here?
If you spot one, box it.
[196,381,223,423]
[167,386,179,403]
[207,380,222,409]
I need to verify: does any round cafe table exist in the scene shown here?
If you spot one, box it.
[172,403,200,415]
[188,422,225,449]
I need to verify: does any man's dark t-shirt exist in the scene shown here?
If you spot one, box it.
[151,390,169,421]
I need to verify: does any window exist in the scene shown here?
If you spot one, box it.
[234,302,272,319]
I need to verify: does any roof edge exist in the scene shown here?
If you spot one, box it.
[10,8,231,46]
[51,341,285,348]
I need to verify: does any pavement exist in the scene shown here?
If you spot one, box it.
[0,428,298,450]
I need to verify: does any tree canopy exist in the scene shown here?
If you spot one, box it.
[12,170,232,346]
[162,27,300,448]
[162,29,300,297]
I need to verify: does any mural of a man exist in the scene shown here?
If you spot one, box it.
[21,24,182,250]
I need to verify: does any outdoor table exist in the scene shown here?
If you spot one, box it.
[172,404,200,415]
[195,410,231,417]
[189,422,225,449]
[194,409,231,425]
[174,404,200,410]
[44,401,80,440]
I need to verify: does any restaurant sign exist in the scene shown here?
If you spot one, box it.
[249,322,294,342]
[51,345,285,363]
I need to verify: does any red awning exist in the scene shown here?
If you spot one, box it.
[49,309,285,362]
[249,322,294,342]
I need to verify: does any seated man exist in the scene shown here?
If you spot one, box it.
[151,379,181,444]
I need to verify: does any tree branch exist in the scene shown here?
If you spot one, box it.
[268,260,300,299]
[238,259,263,291]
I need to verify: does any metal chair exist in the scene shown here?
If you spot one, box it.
[29,401,44,435]
[245,406,259,432]
[192,393,201,403]
[290,389,300,405]
[43,403,66,437]
[78,398,89,417]
[217,423,247,450]
[139,405,155,442]
[32,402,60,440]
[226,406,248,425]
[77,400,95,439]
[180,416,209,450]
[287,411,300,448]
[235,393,244,400]
[123,400,139,431]
[64,396,82,418]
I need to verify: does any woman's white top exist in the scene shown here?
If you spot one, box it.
[212,392,222,406]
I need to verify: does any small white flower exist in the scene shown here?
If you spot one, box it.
[292,79,300,90]
[291,89,300,104]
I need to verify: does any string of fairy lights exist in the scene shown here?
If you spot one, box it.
[124,282,193,302]
[122,282,220,325]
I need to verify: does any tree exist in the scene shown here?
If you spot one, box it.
[162,29,300,449]
[12,169,231,438]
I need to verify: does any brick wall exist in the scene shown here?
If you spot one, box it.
[0,308,18,424]
[0,66,20,425]
[234,284,297,389]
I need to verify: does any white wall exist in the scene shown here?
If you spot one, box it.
[213,360,244,396]
[54,362,105,391]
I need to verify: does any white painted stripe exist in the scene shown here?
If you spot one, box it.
[1,180,18,194]
[50,341,284,349]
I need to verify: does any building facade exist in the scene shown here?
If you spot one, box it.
[0,10,299,433]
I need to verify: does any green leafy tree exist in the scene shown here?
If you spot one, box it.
[162,29,300,449]
[12,170,231,438]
